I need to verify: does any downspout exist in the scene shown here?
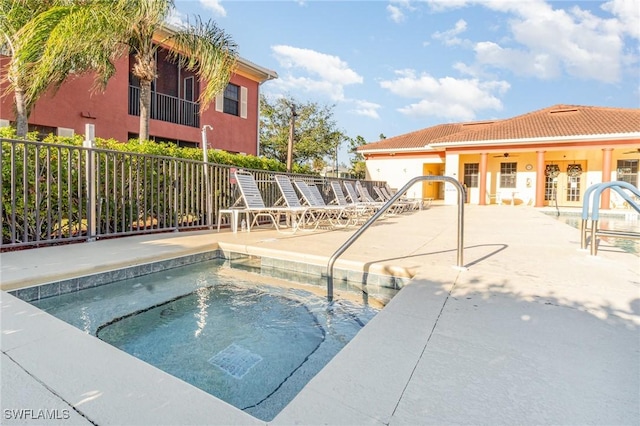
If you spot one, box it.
[256,81,262,156]
[256,72,278,156]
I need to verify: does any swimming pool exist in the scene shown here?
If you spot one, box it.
[28,256,388,421]
[552,212,640,255]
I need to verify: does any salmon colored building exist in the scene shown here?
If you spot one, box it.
[359,105,640,209]
[0,34,277,155]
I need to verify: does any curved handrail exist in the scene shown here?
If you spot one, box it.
[580,181,640,253]
[583,180,640,220]
[326,176,465,301]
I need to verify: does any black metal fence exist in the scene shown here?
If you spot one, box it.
[1,137,381,249]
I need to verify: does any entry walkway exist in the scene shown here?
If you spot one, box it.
[1,205,638,425]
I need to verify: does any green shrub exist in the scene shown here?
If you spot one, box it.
[1,127,316,245]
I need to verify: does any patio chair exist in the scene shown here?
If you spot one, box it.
[328,181,375,224]
[372,186,413,213]
[293,180,353,228]
[233,170,307,233]
[377,186,422,211]
[383,183,430,210]
[273,175,323,230]
[354,181,396,214]
[343,181,364,204]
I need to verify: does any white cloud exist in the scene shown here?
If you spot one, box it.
[432,19,468,46]
[452,61,478,77]
[387,0,417,23]
[424,0,470,12]
[497,2,624,82]
[601,0,640,39]
[380,69,510,121]
[474,41,561,79]
[199,0,226,17]
[271,45,363,101]
[423,0,637,84]
[350,100,382,119]
[387,5,405,23]
[166,10,188,28]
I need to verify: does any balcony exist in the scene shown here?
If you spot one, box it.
[128,85,200,128]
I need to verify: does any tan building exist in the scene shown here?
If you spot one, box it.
[358,104,640,209]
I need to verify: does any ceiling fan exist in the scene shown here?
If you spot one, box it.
[623,148,640,154]
[493,152,519,158]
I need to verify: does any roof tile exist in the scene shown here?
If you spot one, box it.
[360,104,640,152]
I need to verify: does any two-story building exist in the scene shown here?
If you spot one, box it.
[359,105,640,209]
[0,30,277,155]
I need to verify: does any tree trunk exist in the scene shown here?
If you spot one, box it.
[14,88,29,138]
[139,79,152,142]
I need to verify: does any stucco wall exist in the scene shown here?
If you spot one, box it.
[365,155,444,200]
[365,146,639,208]
[0,55,262,155]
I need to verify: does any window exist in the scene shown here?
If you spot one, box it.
[500,162,517,188]
[223,83,239,116]
[183,77,194,102]
[215,84,247,118]
[617,159,638,187]
[28,124,57,141]
[463,163,479,188]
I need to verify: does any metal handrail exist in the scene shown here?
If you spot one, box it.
[326,176,465,301]
[580,181,640,255]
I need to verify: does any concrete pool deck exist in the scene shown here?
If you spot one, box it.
[1,204,638,425]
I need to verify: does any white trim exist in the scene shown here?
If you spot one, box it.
[240,86,247,119]
[57,127,75,137]
[215,93,223,112]
[428,132,640,148]
[360,132,640,155]
[359,147,437,154]
[183,76,195,102]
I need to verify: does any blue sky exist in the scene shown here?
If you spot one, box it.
[172,0,639,162]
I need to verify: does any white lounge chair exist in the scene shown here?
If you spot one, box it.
[355,181,404,215]
[384,183,431,209]
[329,181,374,224]
[376,186,423,211]
[233,171,307,233]
[294,180,353,228]
[273,175,323,230]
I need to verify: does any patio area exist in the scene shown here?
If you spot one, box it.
[1,204,638,425]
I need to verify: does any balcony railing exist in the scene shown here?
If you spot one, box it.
[128,85,200,128]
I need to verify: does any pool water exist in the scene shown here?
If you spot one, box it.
[32,259,379,421]
[554,214,640,255]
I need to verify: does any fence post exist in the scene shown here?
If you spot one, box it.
[84,124,96,241]
[201,125,213,228]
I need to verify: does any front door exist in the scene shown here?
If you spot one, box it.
[422,164,441,200]
[544,160,587,207]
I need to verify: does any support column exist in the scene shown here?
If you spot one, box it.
[478,152,488,205]
[601,148,613,209]
[444,152,460,205]
[535,151,546,207]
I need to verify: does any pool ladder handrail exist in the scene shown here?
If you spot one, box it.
[580,181,640,255]
[326,176,465,301]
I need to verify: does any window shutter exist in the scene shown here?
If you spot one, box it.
[240,86,248,119]
[215,93,223,112]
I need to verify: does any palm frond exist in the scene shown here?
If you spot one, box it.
[165,16,238,109]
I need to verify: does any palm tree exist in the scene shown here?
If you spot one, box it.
[117,1,237,141]
[2,0,237,141]
[0,0,66,137]
[2,0,127,137]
